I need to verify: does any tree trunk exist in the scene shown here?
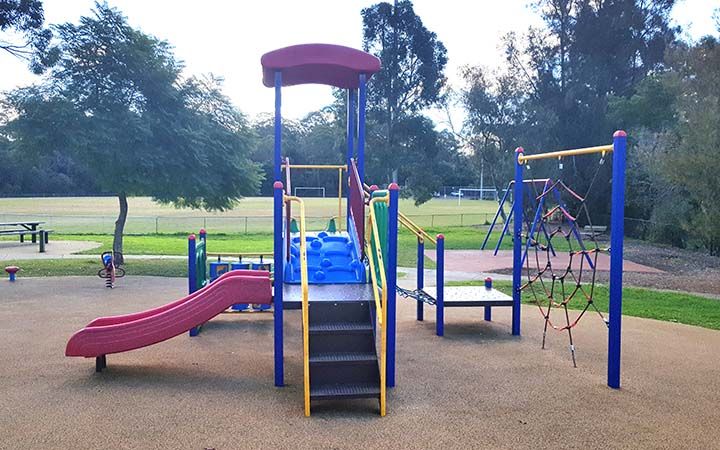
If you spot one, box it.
[113,192,128,265]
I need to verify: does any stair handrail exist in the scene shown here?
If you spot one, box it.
[349,159,365,257]
[284,195,310,417]
[365,194,388,417]
[361,182,436,245]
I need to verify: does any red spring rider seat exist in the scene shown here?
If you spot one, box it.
[5,266,20,282]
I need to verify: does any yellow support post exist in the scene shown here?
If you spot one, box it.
[283,195,310,417]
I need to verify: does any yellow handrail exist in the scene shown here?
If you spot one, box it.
[365,196,387,416]
[517,144,613,163]
[284,195,310,417]
[362,183,435,245]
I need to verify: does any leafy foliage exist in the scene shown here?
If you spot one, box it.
[0,0,59,72]
[1,3,260,258]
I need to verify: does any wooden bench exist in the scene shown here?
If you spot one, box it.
[581,225,607,238]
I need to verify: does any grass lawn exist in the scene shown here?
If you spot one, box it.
[449,280,720,331]
[4,258,186,278]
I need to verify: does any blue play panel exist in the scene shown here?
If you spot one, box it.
[284,231,366,284]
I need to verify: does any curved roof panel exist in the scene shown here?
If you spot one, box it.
[261,44,381,89]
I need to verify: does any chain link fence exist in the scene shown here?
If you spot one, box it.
[0,212,498,235]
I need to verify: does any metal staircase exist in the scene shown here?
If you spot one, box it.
[308,301,380,401]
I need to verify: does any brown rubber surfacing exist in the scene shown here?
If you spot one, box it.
[1,276,719,449]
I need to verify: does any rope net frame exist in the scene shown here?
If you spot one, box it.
[520,155,610,367]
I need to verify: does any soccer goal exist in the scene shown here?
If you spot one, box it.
[457,188,498,205]
[293,186,326,198]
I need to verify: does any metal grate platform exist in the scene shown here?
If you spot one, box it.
[422,286,513,308]
[282,283,375,309]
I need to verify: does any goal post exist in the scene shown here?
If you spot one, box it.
[293,186,326,198]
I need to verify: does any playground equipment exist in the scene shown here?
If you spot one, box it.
[4,266,19,282]
[512,132,627,389]
[98,251,125,288]
[65,43,543,418]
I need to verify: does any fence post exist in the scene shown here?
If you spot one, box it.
[431,215,434,227]
[155,217,159,234]
[245,217,248,234]
[460,214,464,227]
[203,217,207,230]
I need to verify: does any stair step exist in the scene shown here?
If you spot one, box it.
[309,322,373,333]
[310,383,381,400]
[310,352,377,364]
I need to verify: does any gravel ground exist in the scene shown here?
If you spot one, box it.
[1,276,719,449]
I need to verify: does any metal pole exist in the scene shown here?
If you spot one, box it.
[512,148,524,336]
[387,183,400,387]
[358,74,367,186]
[274,71,282,182]
[188,234,199,337]
[436,234,445,336]
[347,89,356,231]
[417,239,424,321]
[608,131,626,389]
[273,181,285,387]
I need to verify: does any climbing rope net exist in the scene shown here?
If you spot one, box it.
[521,156,610,367]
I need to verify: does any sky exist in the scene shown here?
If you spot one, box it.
[0,0,717,122]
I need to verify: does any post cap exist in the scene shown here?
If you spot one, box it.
[199,228,206,235]
[273,181,284,189]
[369,184,379,191]
[485,276,492,282]
[436,233,445,240]
[515,147,524,153]
[389,182,399,191]
[613,130,627,138]
[4,266,19,274]
[188,234,196,241]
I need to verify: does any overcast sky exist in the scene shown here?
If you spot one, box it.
[1,0,717,122]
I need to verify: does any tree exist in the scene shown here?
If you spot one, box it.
[361,1,448,201]
[2,3,261,262]
[461,0,677,219]
[0,0,58,72]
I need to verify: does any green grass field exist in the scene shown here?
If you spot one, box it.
[450,280,720,331]
[0,196,500,234]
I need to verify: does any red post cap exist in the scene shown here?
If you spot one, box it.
[436,233,445,240]
[188,234,196,241]
[199,228,206,235]
[4,266,20,274]
[613,130,627,138]
[273,181,284,189]
[369,184,379,191]
[485,276,492,282]
[515,147,524,153]
[388,182,400,191]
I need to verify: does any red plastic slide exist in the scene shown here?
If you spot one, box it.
[65,270,271,358]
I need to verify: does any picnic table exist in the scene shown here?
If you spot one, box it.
[0,221,53,252]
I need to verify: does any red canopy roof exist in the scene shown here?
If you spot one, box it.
[261,44,381,89]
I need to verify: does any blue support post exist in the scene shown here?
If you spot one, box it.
[188,234,196,295]
[346,89,356,231]
[273,181,284,387]
[387,183,399,388]
[512,148,524,336]
[416,239,424,321]
[481,181,512,251]
[357,74,367,185]
[520,180,552,269]
[435,234,445,337]
[188,234,199,337]
[494,205,514,255]
[273,71,282,182]
[608,131,626,389]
